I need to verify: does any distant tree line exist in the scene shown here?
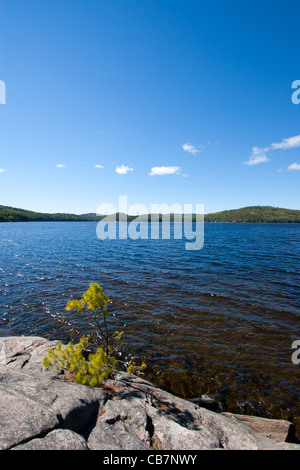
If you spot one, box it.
[0,204,299,223]
[204,206,300,223]
[0,206,97,222]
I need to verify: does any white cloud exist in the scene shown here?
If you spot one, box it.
[288,163,300,171]
[182,143,200,155]
[244,147,270,166]
[0,169,7,173]
[115,164,134,174]
[94,164,104,169]
[56,164,65,168]
[149,166,181,176]
[271,135,300,150]
[245,133,300,167]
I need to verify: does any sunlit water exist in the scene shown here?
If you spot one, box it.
[1,222,300,434]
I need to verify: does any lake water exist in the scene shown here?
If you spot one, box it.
[1,221,300,433]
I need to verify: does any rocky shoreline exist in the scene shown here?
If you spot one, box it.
[0,335,299,450]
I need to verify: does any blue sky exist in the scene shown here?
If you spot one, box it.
[0,0,300,214]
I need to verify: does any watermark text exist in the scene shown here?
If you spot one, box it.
[0,340,5,363]
[291,80,300,104]
[96,197,204,251]
[291,340,300,365]
[0,80,6,104]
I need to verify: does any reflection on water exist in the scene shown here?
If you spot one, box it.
[0,221,300,435]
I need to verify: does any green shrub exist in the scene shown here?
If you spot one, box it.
[65,283,113,355]
[43,283,146,386]
[42,336,119,386]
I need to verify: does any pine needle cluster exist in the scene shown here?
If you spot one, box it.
[43,283,146,386]
[42,337,119,386]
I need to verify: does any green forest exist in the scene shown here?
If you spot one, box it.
[0,205,98,222]
[204,206,300,223]
[0,204,300,223]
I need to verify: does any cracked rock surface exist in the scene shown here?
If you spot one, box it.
[0,336,299,451]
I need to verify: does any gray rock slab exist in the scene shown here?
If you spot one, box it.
[221,412,296,443]
[0,337,299,451]
[88,420,149,450]
[106,372,300,451]
[0,364,107,450]
[12,429,89,450]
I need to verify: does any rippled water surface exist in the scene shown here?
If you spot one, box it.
[1,222,300,433]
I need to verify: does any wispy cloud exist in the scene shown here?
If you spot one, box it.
[0,169,7,173]
[245,134,300,166]
[271,135,300,150]
[149,166,181,176]
[288,163,300,171]
[94,164,104,169]
[182,143,201,155]
[244,147,270,166]
[56,164,65,168]
[115,164,134,174]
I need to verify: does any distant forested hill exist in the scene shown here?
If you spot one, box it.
[0,204,299,223]
[0,205,99,222]
[204,206,300,223]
